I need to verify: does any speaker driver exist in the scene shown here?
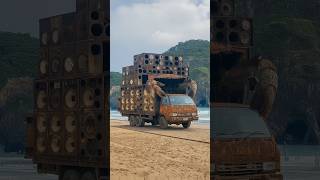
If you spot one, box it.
[41,33,48,45]
[52,30,59,44]
[65,137,76,153]
[221,2,233,16]
[39,60,48,74]
[51,136,61,153]
[37,91,47,109]
[65,89,77,108]
[37,137,46,153]
[37,115,47,133]
[83,88,95,107]
[51,59,60,73]
[65,115,76,133]
[51,115,61,133]
[64,57,74,72]
[50,91,60,109]
[83,114,97,139]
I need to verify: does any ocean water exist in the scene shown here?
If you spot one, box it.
[110,107,210,125]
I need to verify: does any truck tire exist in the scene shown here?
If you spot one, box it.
[182,121,191,128]
[62,169,80,180]
[129,116,135,127]
[159,116,168,129]
[136,116,145,127]
[80,171,97,180]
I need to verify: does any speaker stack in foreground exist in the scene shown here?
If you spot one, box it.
[34,0,109,168]
[211,0,253,103]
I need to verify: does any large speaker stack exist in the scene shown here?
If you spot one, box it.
[34,0,109,168]
[211,0,253,103]
[120,53,189,115]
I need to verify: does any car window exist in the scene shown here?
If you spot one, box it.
[212,107,271,139]
[161,96,169,105]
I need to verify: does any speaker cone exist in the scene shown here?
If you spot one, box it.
[39,60,48,74]
[64,57,74,72]
[65,115,76,133]
[37,115,47,133]
[50,91,60,109]
[221,2,233,16]
[37,137,46,153]
[41,33,48,45]
[37,91,47,109]
[66,137,76,153]
[83,88,95,107]
[65,89,77,108]
[51,136,61,153]
[51,59,60,73]
[83,114,97,139]
[51,115,61,133]
[52,30,59,44]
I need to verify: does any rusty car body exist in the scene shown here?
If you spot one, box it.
[211,103,283,180]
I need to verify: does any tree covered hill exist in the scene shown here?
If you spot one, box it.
[0,32,38,88]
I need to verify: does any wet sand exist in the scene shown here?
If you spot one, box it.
[110,120,210,180]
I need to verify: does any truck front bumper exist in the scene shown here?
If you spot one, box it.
[168,116,198,123]
[213,173,283,180]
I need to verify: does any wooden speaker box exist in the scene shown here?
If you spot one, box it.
[48,80,62,111]
[48,46,63,78]
[39,47,49,78]
[63,79,79,111]
[211,17,253,48]
[80,77,103,110]
[211,0,235,17]
[79,111,106,159]
[34,80,48,111]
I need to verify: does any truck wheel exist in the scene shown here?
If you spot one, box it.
[62,169,80,180]
[159,116,168,129]
[151,121,157,126]
[182,121,191,128]
[129,116,135,127]
[136,116,145,127]
[80,171,97,180]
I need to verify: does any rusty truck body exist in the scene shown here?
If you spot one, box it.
[119,53,198,129]
[211,103,282,180]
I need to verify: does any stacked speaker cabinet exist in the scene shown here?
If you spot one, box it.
[211,0,235,17]
[211,0,254,103]
[34,0,109,169]
[211,0,253,52]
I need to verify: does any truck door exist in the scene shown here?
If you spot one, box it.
[160,96,169,116]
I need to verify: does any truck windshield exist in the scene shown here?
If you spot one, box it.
[168,95,195,105]
[212,107,271,139]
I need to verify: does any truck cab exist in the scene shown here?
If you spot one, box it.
[211,103,283,179]
[159,94,198,129]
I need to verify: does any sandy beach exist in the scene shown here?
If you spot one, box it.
[110,120,210,180]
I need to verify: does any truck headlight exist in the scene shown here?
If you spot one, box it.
[263,162,276,171]
[172,113,178,117]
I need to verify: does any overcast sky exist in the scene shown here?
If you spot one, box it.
[0,0,209,72]
[111,0,210,72]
